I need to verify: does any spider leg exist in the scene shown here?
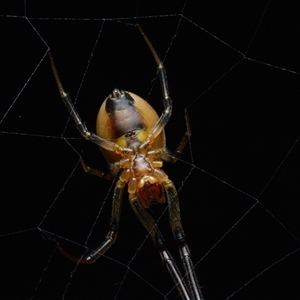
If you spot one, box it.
[57,180,125,264]
[162,109,192,164]
[80,159,114,180]
[48,51,126,153]
[129,197,192,300]
[138,26,172,148]
[164,180,203,300]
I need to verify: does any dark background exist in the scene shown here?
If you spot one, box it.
[1,1,300,299]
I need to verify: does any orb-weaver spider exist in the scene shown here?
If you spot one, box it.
[49,25,203,300]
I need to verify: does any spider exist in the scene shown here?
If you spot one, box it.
[49,25,203,300]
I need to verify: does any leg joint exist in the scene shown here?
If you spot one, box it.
[174,227,186,244]
[154,233,166,250]
[109,220,119,232]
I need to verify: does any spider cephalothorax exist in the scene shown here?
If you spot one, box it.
[118,151,167,209]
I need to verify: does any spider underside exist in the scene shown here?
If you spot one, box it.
[49,25,203,300]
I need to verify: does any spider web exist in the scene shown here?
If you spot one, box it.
[1,1,300,299]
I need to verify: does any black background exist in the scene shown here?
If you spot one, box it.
[1,1,300,299]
